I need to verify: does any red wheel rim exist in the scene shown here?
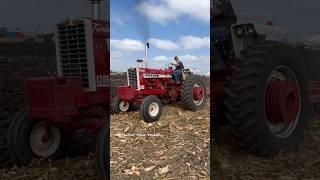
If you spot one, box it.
[264,66,301,138]
[193,83,205,105]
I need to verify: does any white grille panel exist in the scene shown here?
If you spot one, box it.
[128,68,138,88]
[57,22,89,88]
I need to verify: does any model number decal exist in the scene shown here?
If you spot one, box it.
[96,75,109,87]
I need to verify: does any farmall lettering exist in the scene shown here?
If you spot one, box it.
[143,73,172,79]
[93,23,108,33]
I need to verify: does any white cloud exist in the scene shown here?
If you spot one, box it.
[136,0,210,25]
[151,54,209,63]
[179,54,209,62]
[165,0,210,23]
[179,36,210,50]
[137,2,178,25]
[149,38,180,51]
[111,39,145,52]
[111,36,209,52]
[111,50,124,60]
[153,56,171,62]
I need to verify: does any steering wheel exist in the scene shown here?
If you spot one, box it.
[165,63,173,69]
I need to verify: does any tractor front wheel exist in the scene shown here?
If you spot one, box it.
[7,108,67,166]
[112,96,131,114]
[96,123,110,180]
[225,41,310,157]
[140,96,163,123]
[181,75,207,111]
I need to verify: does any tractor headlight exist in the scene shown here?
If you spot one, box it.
[236,26,245,35]
[247,25,256,34]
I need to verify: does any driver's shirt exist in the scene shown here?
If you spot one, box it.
[212,0,237,27]
[175,61,184,71]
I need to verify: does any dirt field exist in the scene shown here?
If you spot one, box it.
[0,156,99,180]
[212,116,320,180]
[110,103,210,179]
[108,73,210,179]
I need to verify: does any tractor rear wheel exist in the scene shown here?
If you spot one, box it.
[225,41,310,157]
[7,108,67,165]
[181,75,207,111]
[0,119,11,167]
[96,123,110,180]
[140,96,163,123]
[112,96,130,114]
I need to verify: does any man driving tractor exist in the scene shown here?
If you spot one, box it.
[212,0,237,66]
[171,56,184,84]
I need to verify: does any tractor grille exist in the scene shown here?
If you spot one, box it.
[57,21,89,88]
[128,68,138,88]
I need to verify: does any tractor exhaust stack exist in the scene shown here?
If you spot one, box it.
[88,0,103,20]
[145,42,149,68]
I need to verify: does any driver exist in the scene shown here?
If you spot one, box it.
[212,0,237,66]
[171,56,184,84]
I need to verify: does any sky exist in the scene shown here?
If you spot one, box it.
[231,0,320,41]
[110,0,210,75]
[0,0,108,32]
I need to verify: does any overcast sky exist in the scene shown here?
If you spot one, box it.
[0,0,108,32]
[231,0,320,40]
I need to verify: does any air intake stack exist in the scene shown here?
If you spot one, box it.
[88,0,103,20]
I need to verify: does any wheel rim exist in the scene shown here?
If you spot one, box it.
[119,100,129,112]
[29,122,61,157]
[149,102,160,117]
[264,65,301,138]
[193,83,205,105]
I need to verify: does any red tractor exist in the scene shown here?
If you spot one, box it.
[212,19,320,157]
[5,2,110,177]
[112,44,208,123]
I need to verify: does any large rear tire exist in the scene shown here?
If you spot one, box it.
[225,41,310,157]
[181,75,207,111]
[140,96,163,123]
[7,108,67,165]
[96,123,110,180]
[0,119,11,167]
